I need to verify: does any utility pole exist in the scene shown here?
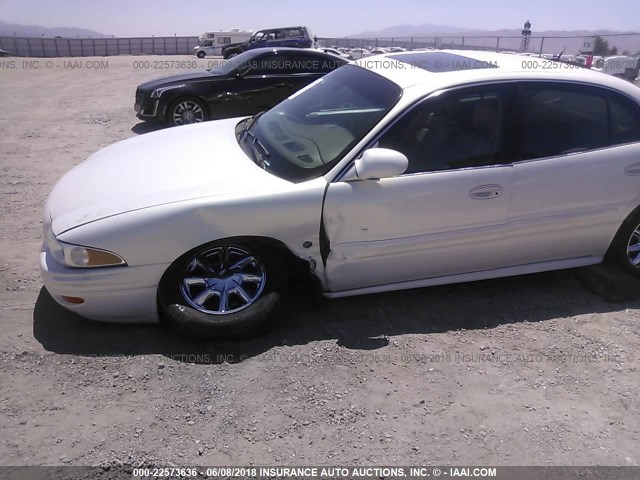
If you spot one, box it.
[521,20,532,52]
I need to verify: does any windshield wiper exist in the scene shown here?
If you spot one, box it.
[239,110,266,141]
[238,111,270,169]
[245,130,271,169]
[245,130,270,157]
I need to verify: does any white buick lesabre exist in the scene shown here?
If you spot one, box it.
[41,50,640,338]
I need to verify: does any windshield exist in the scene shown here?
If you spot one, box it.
[236,65,402,182]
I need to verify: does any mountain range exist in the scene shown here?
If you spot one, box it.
[0,19,638,55]
[0,20,108,38]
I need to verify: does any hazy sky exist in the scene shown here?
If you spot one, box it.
[1,0,637,37]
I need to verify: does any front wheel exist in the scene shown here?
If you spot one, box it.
[606,209,640,278]
[158,242,286,339]
[168,97,207,126]
[196,51,205,59]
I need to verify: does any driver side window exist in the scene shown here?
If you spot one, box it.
[378,85,510,174]
[249,53,290,75]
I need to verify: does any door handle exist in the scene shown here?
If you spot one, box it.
[469,184,504,200]
[625,163,640,176]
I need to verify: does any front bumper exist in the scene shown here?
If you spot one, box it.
[40,247,170,324]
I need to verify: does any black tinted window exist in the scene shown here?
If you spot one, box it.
[249,53,288,75]
[286,54,345,74]
[283,28,305,38]
[609,92,640,145]
[519,84,608,160]
[378,85,508,174]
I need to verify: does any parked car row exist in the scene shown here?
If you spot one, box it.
[322,45,413,59]
[528,52,640,81]
[42,49,640,340]
[590,55,640,81]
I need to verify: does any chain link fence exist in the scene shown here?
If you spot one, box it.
[0,36,199,57]
[1,33,639,58]
[319,33,640,57]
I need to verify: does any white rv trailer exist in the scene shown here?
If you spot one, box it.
[194,29,252,57]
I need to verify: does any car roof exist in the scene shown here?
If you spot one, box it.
[259,26,307,32]
[354,49,640,101]
[244,47,333,56]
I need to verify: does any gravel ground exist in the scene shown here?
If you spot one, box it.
[1,55,640,467]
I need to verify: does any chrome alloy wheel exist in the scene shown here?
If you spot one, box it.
[626,224,640,267]
[179,246,266,315]
[172,100,204,125]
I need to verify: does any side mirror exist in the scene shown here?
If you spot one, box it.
[344,148,408,181]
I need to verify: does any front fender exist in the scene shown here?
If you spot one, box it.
[57,179,328,273]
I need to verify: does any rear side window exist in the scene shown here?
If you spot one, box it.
[286,53,345,74]
[609,92,640,145]
[283,28,305,38]
[519,84,609,160]
[250,53,289,75]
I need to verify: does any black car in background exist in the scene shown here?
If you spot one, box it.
[135,48,346,127]
[222,26,312,59]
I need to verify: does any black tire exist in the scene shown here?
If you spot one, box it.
[158,241,286,339]
[167,96,208,127]
[606,207,640,278]
[224,50,239,60]
[196,51,205,59]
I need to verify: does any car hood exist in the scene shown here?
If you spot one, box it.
[137,71,225,90]
[46,118,289,235]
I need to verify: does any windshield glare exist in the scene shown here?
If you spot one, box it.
[238,65,402,183]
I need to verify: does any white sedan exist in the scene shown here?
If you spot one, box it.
[41,50,640,338]
[317,47,352,60]
[348,48,371,60]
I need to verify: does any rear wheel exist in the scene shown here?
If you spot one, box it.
[606,209,640,278]
[168,97,207,126]
[158,242,286,339]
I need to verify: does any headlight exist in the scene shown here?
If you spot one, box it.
[150,84,185,99]
[62,244,126,268]
[44,224,126,268]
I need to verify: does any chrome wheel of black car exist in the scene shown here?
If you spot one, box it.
[171,99,206,126]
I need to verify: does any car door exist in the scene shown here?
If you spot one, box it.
[501,82,640,266]
[322,83,517,292]
[201,41,215,56]
[253,31,272,49]
[210,52,297,118]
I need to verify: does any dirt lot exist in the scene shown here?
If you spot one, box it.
[1,55,640,468]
